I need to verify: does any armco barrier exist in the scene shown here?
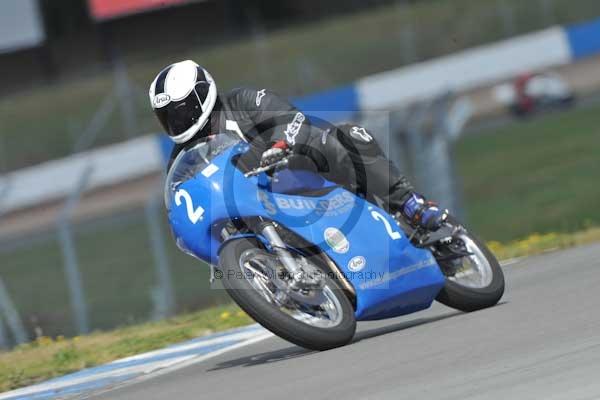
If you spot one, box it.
[566,17,600,60]
[0,136,163,214]
[356,27,571,109]
[292,84,360,122]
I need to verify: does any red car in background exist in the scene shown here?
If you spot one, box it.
[511,72,575,116]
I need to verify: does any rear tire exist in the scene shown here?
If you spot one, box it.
[219,238,356,351]
[435,218,505,312]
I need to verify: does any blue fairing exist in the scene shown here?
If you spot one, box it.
[167,143,445,321]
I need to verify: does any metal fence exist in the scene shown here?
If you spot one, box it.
[0,190,232,348]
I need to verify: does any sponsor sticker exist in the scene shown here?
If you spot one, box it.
[153,93,171,108]
[324,227,350,254]
[348,256,367,272]
[260,191,355,217]
[284,112,305,145]
[201,163,219,178]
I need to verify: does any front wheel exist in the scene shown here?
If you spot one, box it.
[433,218,505,312]
[219,238,356,351]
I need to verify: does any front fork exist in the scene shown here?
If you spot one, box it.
[215,218,304,287]
[256,220,304,283]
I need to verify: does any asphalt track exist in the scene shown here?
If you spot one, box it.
[88,243,600,400]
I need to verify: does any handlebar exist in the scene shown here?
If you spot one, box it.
[244,157,290,178]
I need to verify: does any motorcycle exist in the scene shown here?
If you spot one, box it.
[165,130,504,350]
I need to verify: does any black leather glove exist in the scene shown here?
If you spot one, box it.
[260,140,290,168]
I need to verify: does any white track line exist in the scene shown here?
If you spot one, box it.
[0,326,273,400]
[80,331,274,399]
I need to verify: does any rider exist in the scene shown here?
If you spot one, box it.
[150,60,447,231]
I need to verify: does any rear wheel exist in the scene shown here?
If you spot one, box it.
[434,218,505,312]
[219,238,356,350]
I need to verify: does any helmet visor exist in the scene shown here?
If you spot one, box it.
[155,87,204,137]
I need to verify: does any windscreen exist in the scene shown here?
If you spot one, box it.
[164,132,240,209]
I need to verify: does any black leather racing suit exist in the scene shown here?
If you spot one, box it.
[167,87,414,211]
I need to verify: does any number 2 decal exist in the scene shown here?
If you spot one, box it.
[371,210,402,240]
[175,189,205,224]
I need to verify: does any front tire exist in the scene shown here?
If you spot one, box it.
[435,219,505,312]
[219,238,356,351]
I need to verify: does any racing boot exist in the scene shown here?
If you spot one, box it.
[398,192,448,232]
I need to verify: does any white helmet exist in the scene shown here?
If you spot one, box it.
[149,60,217,144]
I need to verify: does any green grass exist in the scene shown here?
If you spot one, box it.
[487,227,600,260]
[0,303,252,392]
[456,104,600,242]
[1,0,599,170]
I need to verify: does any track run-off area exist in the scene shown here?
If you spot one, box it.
[5,243,600,400]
